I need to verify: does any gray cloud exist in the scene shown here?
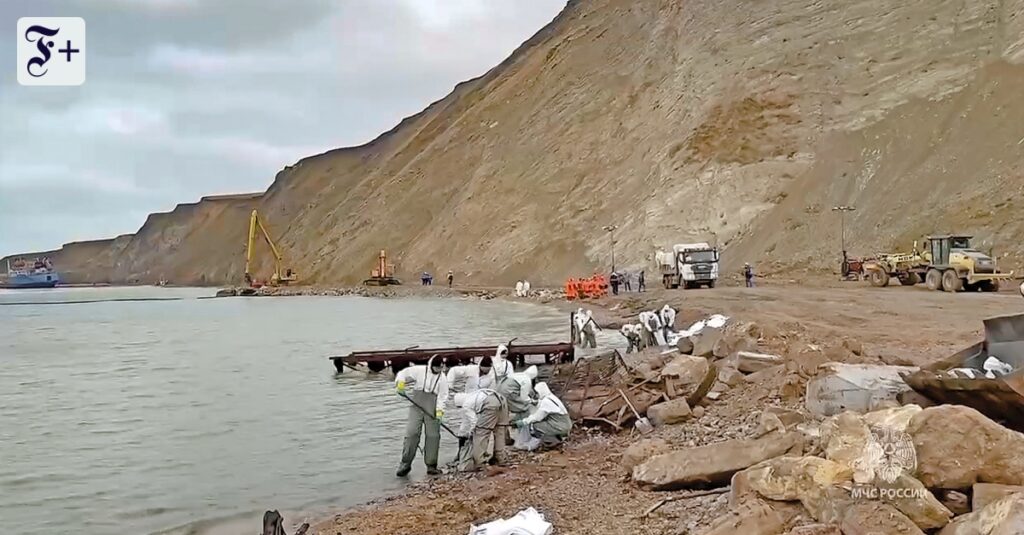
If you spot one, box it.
[0,0,566,256]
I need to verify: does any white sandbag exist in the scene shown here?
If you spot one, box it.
[469,507,553,535]
[707,314,729,328]
[983,356,1013,377]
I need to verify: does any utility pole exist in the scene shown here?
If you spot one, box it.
[602,225,619,272]
[831,206,856,278]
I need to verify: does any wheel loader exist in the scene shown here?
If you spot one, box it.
[863,235,1012,292]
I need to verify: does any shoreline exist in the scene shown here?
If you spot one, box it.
[301,281,1023,535]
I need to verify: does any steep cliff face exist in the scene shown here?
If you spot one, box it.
[14,0,1024,286]
[110,193,261,285]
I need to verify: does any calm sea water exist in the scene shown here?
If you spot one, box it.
[0,287,609,535]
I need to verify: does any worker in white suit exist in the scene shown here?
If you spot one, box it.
[577,310,600,348]
[394,356,449,477]
[660,305,677,341]
[454,388,506,471]
[513,382,572,450]
[620,323,641,353]
[489,344,518,455]
[446,362,482,393]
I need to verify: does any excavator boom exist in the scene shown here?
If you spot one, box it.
[243,209,296,286]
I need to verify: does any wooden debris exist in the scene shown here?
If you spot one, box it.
[642,487,731,517]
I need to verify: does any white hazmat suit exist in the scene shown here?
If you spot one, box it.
[394,358,449,475]
[515,382,572,451]
[454,389,506,471]
[446,364,482,393]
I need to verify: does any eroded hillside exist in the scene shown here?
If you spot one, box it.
[10,0,1024,286]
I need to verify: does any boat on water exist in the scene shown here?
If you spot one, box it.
[1,257,62,289]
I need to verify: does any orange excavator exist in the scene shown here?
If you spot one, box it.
[363,250,401,286]
[243,209,297,287]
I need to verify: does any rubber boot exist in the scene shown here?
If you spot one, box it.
[396,463,412,477]
[426,466,441,476]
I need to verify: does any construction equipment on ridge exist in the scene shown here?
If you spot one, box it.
[243,209,297,288]
[363,249,401,286]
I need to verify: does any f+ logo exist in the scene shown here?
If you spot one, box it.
[17,17,86,86]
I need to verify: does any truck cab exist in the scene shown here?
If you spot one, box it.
[657,242,720,289]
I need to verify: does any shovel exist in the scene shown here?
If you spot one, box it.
[618,388,653,435]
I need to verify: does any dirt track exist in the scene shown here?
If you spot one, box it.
[586,280,1023,366]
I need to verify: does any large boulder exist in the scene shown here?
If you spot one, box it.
[938,493,1024,535]
[623,348,676,381]
[633,432,802,490]
[731,351,784,373]
[973,483,1024,511]
[786,346,831,378]
[805,363,919,417]
[647,398,692,426]
[874,473,952,530]
[660,355,716,405]
[840,502,925,535]
[690,327,724,358]
[621,438,671,473]
[717,363,746,387]
[712,326,758,359]
[862,404,923,431]
[820,406,923,482]
[731,456,852,519]
[820,412,872,478]
[908,405,1024,489]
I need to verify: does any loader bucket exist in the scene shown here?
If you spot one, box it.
[903,313,1024,430]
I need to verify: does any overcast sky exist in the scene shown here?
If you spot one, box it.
[0,0,566,257]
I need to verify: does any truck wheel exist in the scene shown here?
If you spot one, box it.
[708,280,716,289]
[980,280,999,292]
[942,270,963,292]
[869,270,890,287]
[925,269,943,291]
[899,273,920,286]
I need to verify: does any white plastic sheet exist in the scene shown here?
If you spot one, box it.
[469,507,553,535]
[983,356,1013,378]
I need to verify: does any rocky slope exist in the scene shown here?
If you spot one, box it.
[9,0,1024,286]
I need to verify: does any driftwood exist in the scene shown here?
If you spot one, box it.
[263,511,309,535]
[641,487,731,518]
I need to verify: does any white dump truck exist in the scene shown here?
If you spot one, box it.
[656,242,720,289]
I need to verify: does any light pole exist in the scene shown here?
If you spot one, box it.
[602,225,618,272]
[832,205,856,277]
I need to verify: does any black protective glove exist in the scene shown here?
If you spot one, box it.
[458,436,467,449]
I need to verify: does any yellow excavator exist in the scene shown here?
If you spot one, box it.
[243,209,297,287]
